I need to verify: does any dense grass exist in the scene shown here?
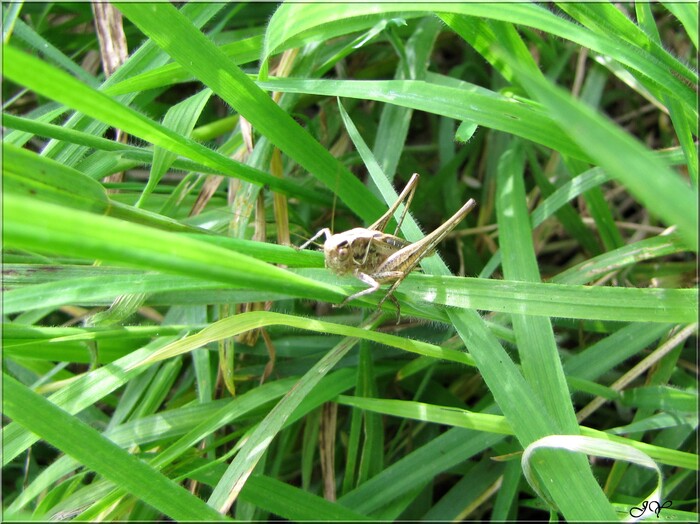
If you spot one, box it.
[3,3,698,521]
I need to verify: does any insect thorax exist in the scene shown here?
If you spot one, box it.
[324,228,401,276]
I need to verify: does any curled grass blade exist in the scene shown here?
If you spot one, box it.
[336,396,698,471]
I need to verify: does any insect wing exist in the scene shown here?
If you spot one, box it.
[356,232,413,274]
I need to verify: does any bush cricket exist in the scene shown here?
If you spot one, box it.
[299,173,477,320]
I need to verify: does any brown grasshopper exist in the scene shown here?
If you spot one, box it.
[299,173,476,319]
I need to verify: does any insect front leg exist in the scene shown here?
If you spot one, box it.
[297,228,332,250]
[335,271,381,307]
[335,270,404,321]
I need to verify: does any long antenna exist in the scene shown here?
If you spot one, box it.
[330,165,339,234]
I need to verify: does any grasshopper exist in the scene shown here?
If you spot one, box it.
[300,173,476,320]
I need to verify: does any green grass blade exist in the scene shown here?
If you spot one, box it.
[261,77,591,162]
[3,112,142,154]
[263,3,696,115]
[338,427,505,516]
[337,396,698,471]
[496,146,579,431]
[40,3,225,166]
[661,1,699,49]
[3,374,229,521]
[206,312,384,513]
[340,101,617,519]
[4,194,342,303]
[2,345,158,465]
[104,35,265,96]
[4,143,109,212]
[2,44,324,203]
[552,234,688,285]
[494,47,698,252]
[239,475,371,521]
[564,323,673,382]
[130,311,476,370]
[114,2,384,224]
[12,17,99,86]
[137,89,212,207]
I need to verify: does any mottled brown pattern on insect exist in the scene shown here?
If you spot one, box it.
[299,173,476,321]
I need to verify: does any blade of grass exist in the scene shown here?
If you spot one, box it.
[569,2,698,187]
[298,265,696,325]
[494,46,698,252]
[4,194,342,303]
[3,113,333,207]
[2,45,325,204]
[12,17,99,86]
[41,2,226,166]
[137,89,213,207]
[104,35,265,96]
[496,146,579,430]
[205,312,385,513]
[2,343,163,465]
[338,426,505,516]
[8,367,363,514]
[8,264,694,323]
[260,77,591,162]
[661,1,699,48]
[564,323,673,382]
[371,17,441,182]
[3,374,229,521]
[114,2,384,224]
[552,233,688,285]
[239,475,371,521]
[4,143,109,213]
[339,102,618,520]
[336,396,698,471]
[263,3,696,115]
[128,311,476,370]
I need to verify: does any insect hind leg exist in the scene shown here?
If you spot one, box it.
[335,272,381,308]
[336,271,405,323]
[374,272,405,324]
[381,292,401,324]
